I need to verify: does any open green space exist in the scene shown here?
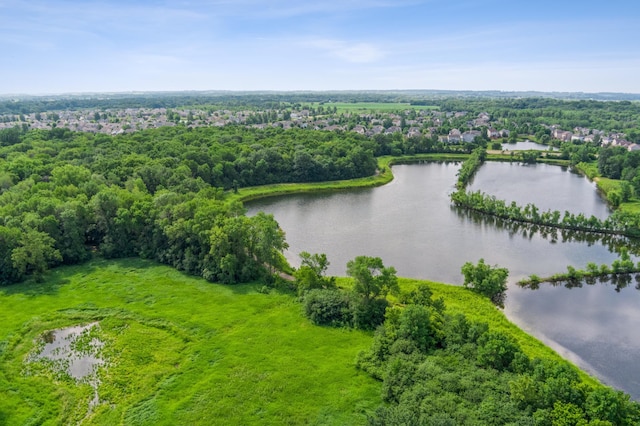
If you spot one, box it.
[1,258,606,425]
[0,258,380,425]
[308,102,438,113]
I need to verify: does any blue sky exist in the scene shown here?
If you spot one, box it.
[1,0,639,94]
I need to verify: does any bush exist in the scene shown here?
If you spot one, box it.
[352,297,389,330]
[303,289,352,327]
[476,331,522,372]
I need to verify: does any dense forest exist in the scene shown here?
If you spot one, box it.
[0,125,378,285]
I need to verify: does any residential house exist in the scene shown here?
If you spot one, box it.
[448,129,462,143]
[487,128,501,139]
[352,125,366,135]
[461,130,482,143]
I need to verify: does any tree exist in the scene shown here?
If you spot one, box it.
[250,212,288,276]
[11,229,62,281]
[476,331,521,371]
[396,304,444,352]
[303,289,352,327]
[294,251,335,294]
[461,259,508,306]
[347,256,398,303]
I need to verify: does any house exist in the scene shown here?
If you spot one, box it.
[600,136,612,146]
[474,112,490,126]
[448,129,462,143]
[487,128,501,139]
[628,144,640,152]
[552,129,573,142]
[462,130,482,143]
[370,125,384,135]
[407,127,422,138]
[385,126,402,134]
[612,138,631,148]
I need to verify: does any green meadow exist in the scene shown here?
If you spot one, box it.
[308,102,438,113]
[0,259,380,425]
[0,258,600,425]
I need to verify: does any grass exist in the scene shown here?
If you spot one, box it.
[226,168,393,204]
[1,258,609,425]
[0,259,380,425]
[307,102,438,113]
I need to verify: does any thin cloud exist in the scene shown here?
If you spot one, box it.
[182,0,426,18]
[304,39,385,63]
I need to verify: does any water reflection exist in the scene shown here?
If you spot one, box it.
[452,206,640,256]
[519,273,640,292]
[28,322,104,380]
[500,141,558,151]
[506,278,640,399]
[25,323,105,414]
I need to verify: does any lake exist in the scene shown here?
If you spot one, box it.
[246,162,640,400]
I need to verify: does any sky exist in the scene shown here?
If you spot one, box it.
[1,0,639,95]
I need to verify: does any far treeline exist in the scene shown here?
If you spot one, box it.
[2,92,640,130]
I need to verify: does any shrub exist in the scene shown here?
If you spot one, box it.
[352,297,389,330]
[303,289,352,327]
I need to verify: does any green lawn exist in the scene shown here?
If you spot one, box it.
[308,102,438,113]
[0,259,380,425]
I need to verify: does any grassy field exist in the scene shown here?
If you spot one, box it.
[1,258,608,425]
[307,102,438,113]
[0,259,380,425]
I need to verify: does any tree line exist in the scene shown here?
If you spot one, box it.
[0,125,380,285]
[518,248,640,288]
[451,189,640,238]
[598,146,640,200]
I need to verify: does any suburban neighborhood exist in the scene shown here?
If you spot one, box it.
[0,105,637,151]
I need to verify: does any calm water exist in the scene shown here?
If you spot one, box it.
[500,140,557,151]
[468,162,611,219]
[247,162,640,399]
[30,322,104,380]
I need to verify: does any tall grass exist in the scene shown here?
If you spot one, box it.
[0,259,379,425]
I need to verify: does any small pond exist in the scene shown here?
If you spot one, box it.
[500,140,557,151]
[26,322,105,412]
